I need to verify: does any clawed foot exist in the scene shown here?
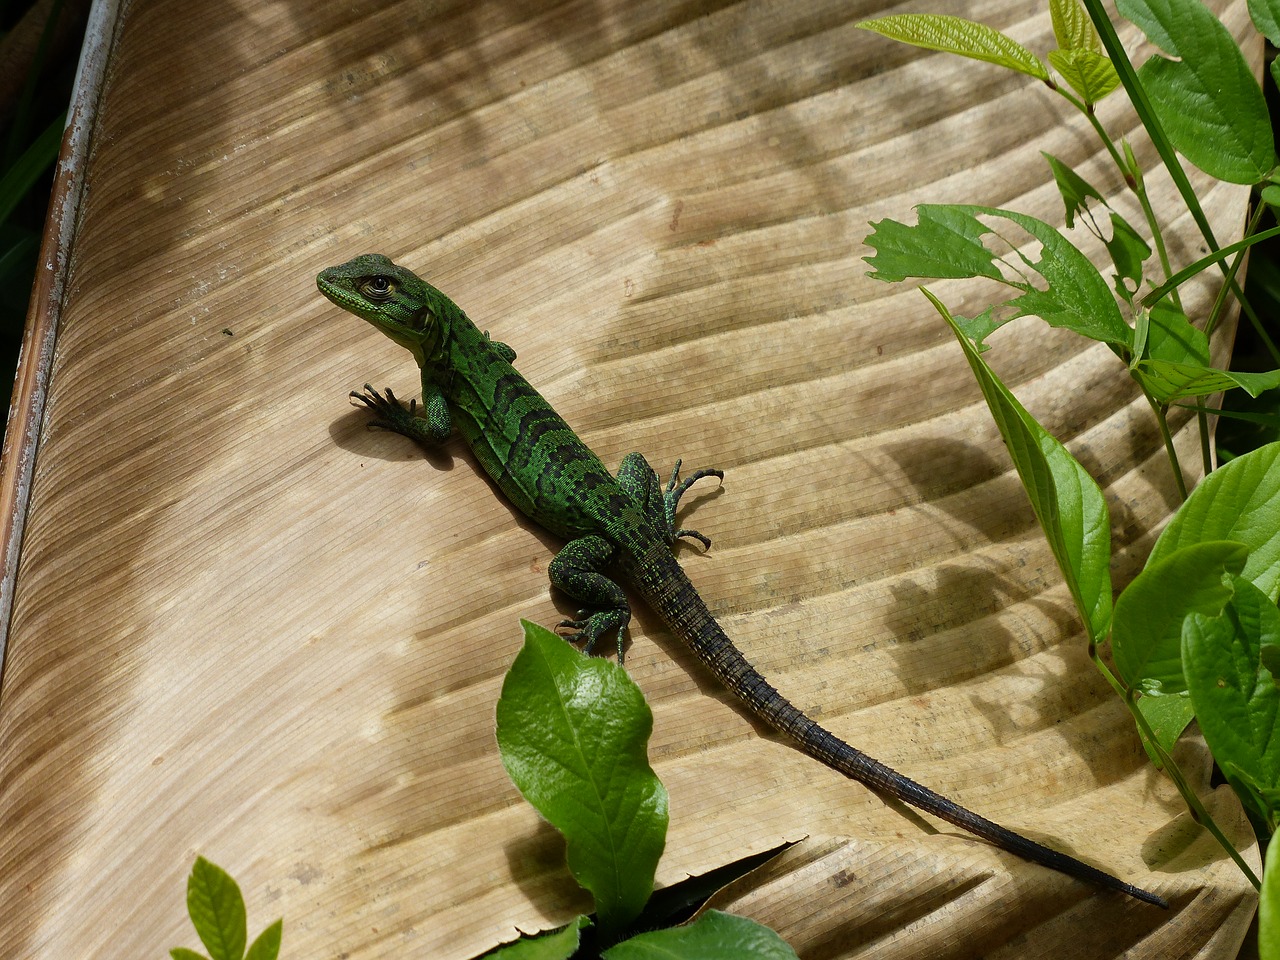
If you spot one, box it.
[557,609,629,663]
[664,459,724,549]
[350,384,418,436]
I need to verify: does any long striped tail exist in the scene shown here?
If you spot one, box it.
[620,546,1167,908]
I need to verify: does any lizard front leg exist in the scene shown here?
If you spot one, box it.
[350,383,451,447]
[550,535,631,661]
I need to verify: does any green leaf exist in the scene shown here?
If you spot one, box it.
[1150,442,1280,601]
[602,910,799,959]
[1118,0,1275,183]
[1144,302,1207,365]
[484,916,592,959]
[1048,48,1120,103]
[185,857,247,960]
[954,306,1000,351]
[1249,0,1280,45]
[869,206,1131,349]
[926,290,1113,642]
[496,622,668,937]
[1132,361,1280,403]
[1112,540,1248,693]
[1262,823,1280,959]
[1183,577,1280,826]
[1042,152,1104,229]
[244,919,283,960]
[1104,211,1151,298]
[1052,0,1104,50]
[1135,690,1196,757]
[971,206,1131,348]
[170,950,209,960]
[865,205,1002,283]
[855,14,1049,80]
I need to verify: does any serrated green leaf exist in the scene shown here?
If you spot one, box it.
[1135,690,1196,760]
[1112,540,1248,693]
[926,290,1113,641]
[496,622,667,937]
[484,916,592,959]
[1184,577,1280,826]
[1042,152,1105,229]
[954,306,1000,350]
[170,950,209,960]
[1118,0,1274,183]
[870,205,1131,348]
[1049,48,1120,103]
[1052,0,1104,50]
[1104,211,1151,298]
[1132,360,1280,403]
[1262,824,1280,958]
[186,857,247,960]
[1249,0,1280,45]
[856,14,1049,80]
[1149,442,1280,600]
[865,205,1003,283]
[244,919,282,960]
[602,910,798,959]
[966,205,1131,347]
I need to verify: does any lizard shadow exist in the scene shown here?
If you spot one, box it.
[328,404,457,468]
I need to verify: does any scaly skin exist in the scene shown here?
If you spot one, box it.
[317,253,1167,909]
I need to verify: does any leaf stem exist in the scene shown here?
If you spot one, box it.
[1143,385,1188,500]
[1091,654,1259,889]
[1083,1,1221,259]
[1119,684,1262,889]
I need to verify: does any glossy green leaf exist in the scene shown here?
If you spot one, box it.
[1049,48,1120,103]
[244,920,282,960]
[1261,827,1280,959]
[484,916,592,959]
[496,622,668,936]
[1112,540,1248,693]
[865,205,1002,283]
[1118,0,1274,183]
[185,857,247,960]
[1148,442,1280,600]
[856,14,1049,80]
[170,950,208,960]
[926,290,1113,642]
[1250,0,1280,43]
[602,910,798,959]
[1052,0,1104,50]
[1043,152,1104,229]
[1184,577,1280,826]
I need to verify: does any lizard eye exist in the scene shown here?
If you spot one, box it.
[361,276,395,301]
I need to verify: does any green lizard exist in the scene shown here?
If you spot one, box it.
[317,253,1167,909]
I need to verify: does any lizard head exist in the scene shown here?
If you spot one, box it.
[317,254,452,364]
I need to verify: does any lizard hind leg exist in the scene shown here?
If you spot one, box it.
[616,452,723,549]
[549,535,632,662]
